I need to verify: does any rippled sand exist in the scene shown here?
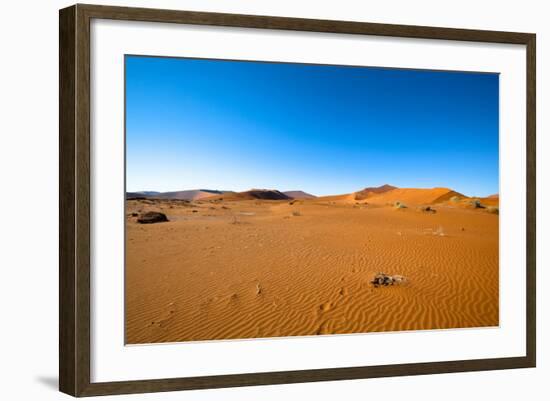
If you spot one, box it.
[125,198,498,344]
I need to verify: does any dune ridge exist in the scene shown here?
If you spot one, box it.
[362,187,464,205]
[354,184,397,200]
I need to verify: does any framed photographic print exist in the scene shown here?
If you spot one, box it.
[59,4,536,397]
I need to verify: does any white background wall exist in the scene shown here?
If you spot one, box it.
[0,0,546,399]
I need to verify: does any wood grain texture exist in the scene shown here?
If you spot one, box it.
[80,356,533,396]
[59,3,536,397]
[78,3,533,44]
[59,5,76,396]
[525,35,536,367]
[75,4,92,396]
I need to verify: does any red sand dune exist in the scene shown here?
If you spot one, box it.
[354,184,397,200]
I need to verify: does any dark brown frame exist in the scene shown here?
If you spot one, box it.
[59,3,536,397]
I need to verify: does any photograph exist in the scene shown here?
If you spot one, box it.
[124,55,500,344]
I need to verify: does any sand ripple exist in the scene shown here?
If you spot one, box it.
[125,200,498,343]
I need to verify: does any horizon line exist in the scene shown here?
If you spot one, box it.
[126,185,499,199]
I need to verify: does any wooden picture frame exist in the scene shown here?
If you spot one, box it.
[59,3,536,397]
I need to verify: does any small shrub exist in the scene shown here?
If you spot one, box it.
[394,201,407,209]
[292,211,302,216]
[487,206,499,215]
[470,199,484,209]
[450,196,460,203]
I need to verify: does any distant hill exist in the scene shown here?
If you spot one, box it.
[154,189,229,201]
[126,189,229,201]
[283,191,316,199]
[126,192,150,199]
[126,185,473,206]
[126,191,160,199]
[354,184,396,200]
[206,189,291,201]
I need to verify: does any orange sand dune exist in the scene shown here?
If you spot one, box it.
[441,195,499,209]
[364,187,463,205]
[480,196,499,207]
[125,196,499,344]
[432,190,465,204]
[315,193,355,202]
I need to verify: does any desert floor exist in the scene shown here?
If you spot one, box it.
[125,198,499,344]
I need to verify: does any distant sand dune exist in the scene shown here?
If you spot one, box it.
[479,196,499,207]
[283,190,316,199]
[431,190,466,204]
[315,193,356,202]
[156,189,227,201]
[206,189,292,201]
[354,184,397,200]
[363,187,464,205]
[127,189,229,201]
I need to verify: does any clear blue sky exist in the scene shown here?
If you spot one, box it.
[126,55,499,197]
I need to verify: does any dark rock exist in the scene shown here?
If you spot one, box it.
[137,211,168,224]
